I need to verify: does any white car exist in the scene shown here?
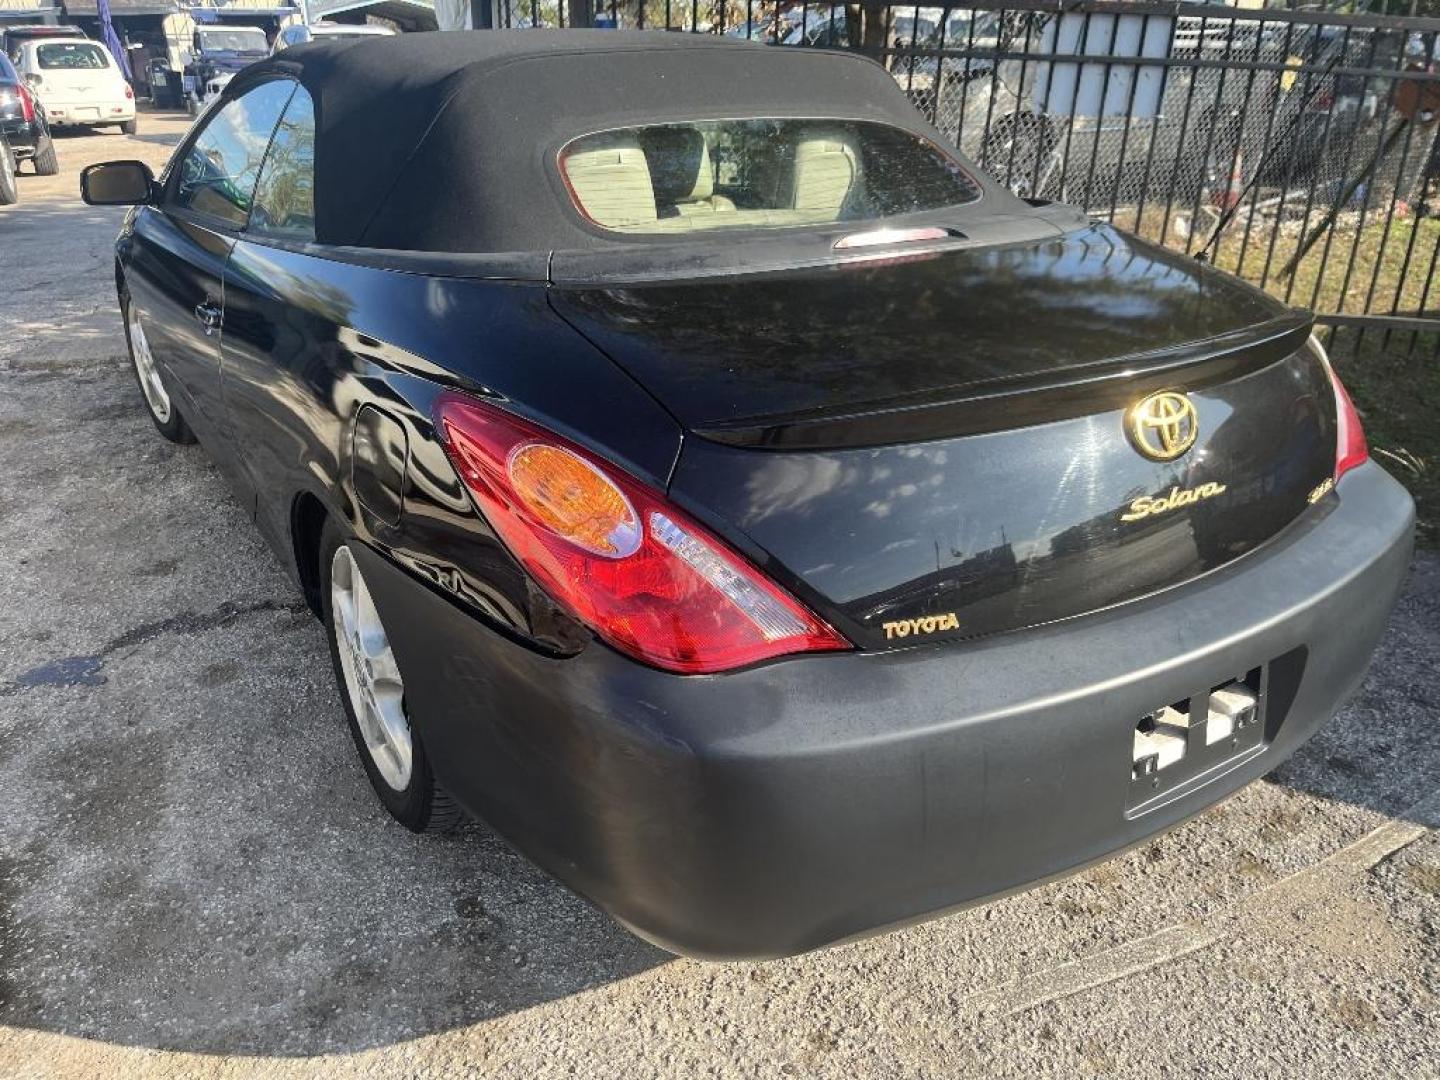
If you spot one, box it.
[271,22,396,53]
[14,37,134,133]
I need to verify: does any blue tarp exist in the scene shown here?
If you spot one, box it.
[97,0,133,80]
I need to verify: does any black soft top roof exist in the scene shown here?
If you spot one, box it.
[228,30,1021,254]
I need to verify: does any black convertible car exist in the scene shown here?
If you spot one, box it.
[82,31,1413,959]
[2,49,57,203]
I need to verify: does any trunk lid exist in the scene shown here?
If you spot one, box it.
[548,224,1338,647]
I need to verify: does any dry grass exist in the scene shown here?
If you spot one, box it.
[1121,201,1440,320]
[1110,198,1438,545]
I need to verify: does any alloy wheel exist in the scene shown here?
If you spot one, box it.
[330,544,412,791]
[127,308,172,423]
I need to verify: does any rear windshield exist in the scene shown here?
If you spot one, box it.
[36,42,109,70]
[560,118,983,234]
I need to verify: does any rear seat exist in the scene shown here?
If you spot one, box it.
[562,135,658,228]
[639,128,737,219]
[787,133,862,215]
[565,129,865,233]
[740,131,861,215]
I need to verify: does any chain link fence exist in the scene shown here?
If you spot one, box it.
[888,1,1440,336]
[497,0,1440,337]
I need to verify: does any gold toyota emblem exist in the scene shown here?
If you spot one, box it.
[1127,391,1199,462]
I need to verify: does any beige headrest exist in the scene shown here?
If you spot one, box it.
[790,133,861,214]
[563,136,657,228]
[640,127,715,205]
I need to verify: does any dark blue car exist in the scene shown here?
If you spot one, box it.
[0,49,57,202]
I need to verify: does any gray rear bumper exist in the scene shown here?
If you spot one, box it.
[361,460,1416,958]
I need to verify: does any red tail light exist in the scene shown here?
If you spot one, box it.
[434,392,850,674]
[123,84,134,100]
[16,83,34,123]
[1312,334,1368,480]
[1330,367,1368,479]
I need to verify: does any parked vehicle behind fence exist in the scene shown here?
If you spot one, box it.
[899,13,1384,214]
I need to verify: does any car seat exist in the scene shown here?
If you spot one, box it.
[562,135,658,228]
[787,132,862,216]
[639,127,737,218]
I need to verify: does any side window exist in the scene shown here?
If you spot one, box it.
[248,85,316,242]
[170,79,296,228]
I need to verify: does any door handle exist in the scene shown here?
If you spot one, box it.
[194,300,221,336]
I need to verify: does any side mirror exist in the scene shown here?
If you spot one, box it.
[80,160,156,206]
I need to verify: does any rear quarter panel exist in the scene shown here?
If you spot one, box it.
[215,241,684,644]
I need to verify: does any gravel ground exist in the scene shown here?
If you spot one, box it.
[1,112,1438,1079]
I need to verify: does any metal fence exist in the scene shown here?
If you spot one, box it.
[496,0,1440,340]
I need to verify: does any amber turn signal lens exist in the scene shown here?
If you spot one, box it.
[436,392,851,673]
[506,443,641,558]
[1309,334,1368,481]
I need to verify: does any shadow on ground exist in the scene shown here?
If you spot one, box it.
[0,197,122,230]
[0,589,673,1056]
[44,109,187,151]
[0,201,131,367]
[0,356,670,1057]
[1265,552,1440,821]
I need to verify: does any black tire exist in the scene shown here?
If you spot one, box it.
[120,118,138,135]
[0,139,17,206]
[119,288,196,444]
[319,518,463,834]
[31,135,58,176]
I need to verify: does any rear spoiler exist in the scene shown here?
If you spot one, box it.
[694,309,1315,451]
[548,204,1092,286]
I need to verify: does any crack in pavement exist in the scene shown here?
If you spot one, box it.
[959,788,1440,1021]
[0,599,310,695]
